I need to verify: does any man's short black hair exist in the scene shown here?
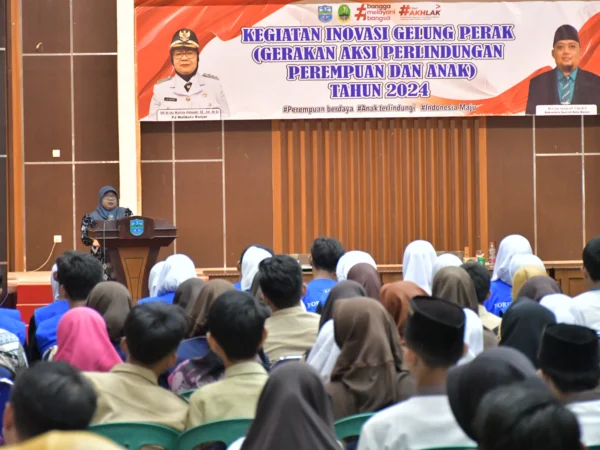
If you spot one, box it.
[124,303,188,365]
[583,237,600,282]
[545,370,600,394]
[258,255,303,309]
[310,237,345,273]
[10,361,97,440]
[208,291,266,360]
[239,245,274,263]
[56,251,103,301]
[461,262,491,304]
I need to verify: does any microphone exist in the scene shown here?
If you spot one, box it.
[108,214,115,221]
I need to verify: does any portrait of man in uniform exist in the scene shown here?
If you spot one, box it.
[145,28,230,120]
[526,24,600,115]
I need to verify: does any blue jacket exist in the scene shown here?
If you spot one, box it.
[0,310,26,346]
[137,292,176,305]
[485,279,512,317]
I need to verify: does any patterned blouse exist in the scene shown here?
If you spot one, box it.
[80,209,133,281]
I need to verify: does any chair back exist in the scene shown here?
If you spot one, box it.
[89,422,179,450]
[177,418,252,449]
[179,390,196,401]
[271,355,303,370]
[334,413,374,440]
[0,378,12,441]
[421,447,478,450]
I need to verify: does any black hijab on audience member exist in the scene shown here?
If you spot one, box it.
[447,347,538,441]
[318,280,368,329]
[173,278,206,310]
[347,263,383,300]
[499,298,556,367]
[516,276,561,303]
[241,363,339,450]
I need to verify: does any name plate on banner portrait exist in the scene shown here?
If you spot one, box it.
[157,108,222,121]
[536,105,597,115]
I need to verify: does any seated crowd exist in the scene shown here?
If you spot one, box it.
[1,234,600,449]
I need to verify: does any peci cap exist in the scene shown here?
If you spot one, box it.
[539,323,600,376]
[405,295,465,362]
[553,24,580,47]
[170,28,200,50]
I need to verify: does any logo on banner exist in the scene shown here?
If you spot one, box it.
[355,3,396,21]
[130,219,144,237]
[318,5,333,23]
[337,4,351,22]
[399,3,442,19]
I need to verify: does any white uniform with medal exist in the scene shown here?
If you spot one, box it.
[146,71,230,120]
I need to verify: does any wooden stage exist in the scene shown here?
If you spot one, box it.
[7,261,585,327]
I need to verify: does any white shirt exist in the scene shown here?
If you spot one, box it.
[358,395,476,450]
[568,399,600,446]
[570,290,600,331]
[306,320,341,383]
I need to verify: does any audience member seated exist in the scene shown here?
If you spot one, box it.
[432,266,487,357]
[148,261,165,297]
[86,282,133,360]
[187,291,268,427]
[169,280,237,393]
[3,361,97,446]
[380,281,427,339]
[499,298,556,367]
[538,323,600,446]
[303,237,344,312]
[347,263,382,300]
[326,297,415,419]
[486,234,533,316]
[227,363,340,450]
[6,431,124,450]
[335,250,377,282]
[509,253,545,281]
[0,329,28,380]
[431,253,463,283]
[0,271,25,348]
[237,246,273,292]
[462,261,501,335]
[516,274,561,303]
[358,296,475,450]
[54,307,121,372]
[541,293,576,324]
[259,255,319,362]
[473,380,583,450]
[447,347,538,442]
[571,236,600,331]
[85,303,189,431]
[30,251,104,362]
[511,265,547,302]
[173,278,206,310]
[138,254,197,305]
[401,240,437,295]
[307,281,369,382]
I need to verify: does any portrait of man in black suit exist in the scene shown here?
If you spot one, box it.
[526,24,600,115]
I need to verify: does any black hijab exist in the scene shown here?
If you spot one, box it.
[319,280,368,329]
[447,347,538,441]
[173,278,206,310]
[241,363,339,450]
[516,276,561,303]
[499,298,556,367]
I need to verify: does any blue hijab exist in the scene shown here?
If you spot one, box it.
[89,186,128,221]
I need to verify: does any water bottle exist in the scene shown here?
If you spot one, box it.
[476,249,485,265]
[488,242,496,268]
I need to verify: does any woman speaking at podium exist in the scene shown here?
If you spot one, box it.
[81,186,132,281]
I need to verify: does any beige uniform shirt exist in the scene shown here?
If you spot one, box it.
[187,361,268,428]
[264,306,320,362]
[85,363,188,431]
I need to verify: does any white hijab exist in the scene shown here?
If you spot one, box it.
[458,308,484,365]
[155,254,196,296]
[241,246,273,291]
[540,294,576,325]
[491,235,533,285]
[402,240,437,295]
[148,261,165,297]
[335,251,377,282]
[306,320,340,383]
[431,254,463,284]
[51,264,60,300]
[509,254,545,281]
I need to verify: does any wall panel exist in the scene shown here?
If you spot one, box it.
[273,118,487,263]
